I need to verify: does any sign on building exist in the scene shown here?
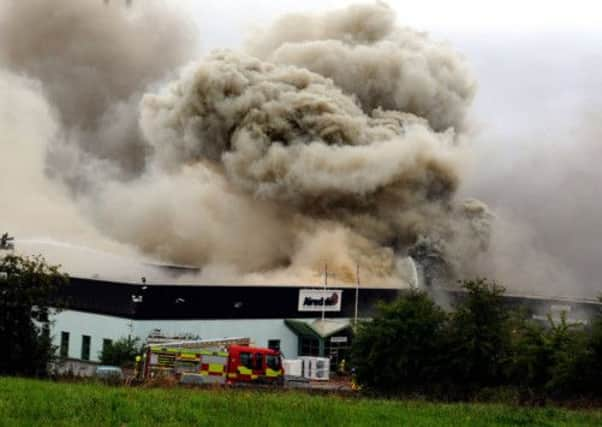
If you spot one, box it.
[298,289,342,312]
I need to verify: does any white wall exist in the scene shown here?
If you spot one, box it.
[51,310,300,362]
[52,310,132,362]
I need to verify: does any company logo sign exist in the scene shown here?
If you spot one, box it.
[298,289,342,312]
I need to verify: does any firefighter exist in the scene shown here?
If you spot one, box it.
[134,355,142,380]
[350,367,362,391]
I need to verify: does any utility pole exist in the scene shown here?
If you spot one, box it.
[315,263,335,322]
[321,263,328,321]
[354,263,360,328]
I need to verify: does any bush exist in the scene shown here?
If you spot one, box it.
[510,311,595,400]
[544,314,590,397]
[98,336,141,368]
[507,314,549,392]
[446,278,511,388]
[351,289,447,393]
[581,314,602,392]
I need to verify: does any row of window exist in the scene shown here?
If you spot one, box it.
[59,333,281,362]
[59,332,112,361]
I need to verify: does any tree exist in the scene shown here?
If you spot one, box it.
[0,254,68,376]
[99,336,141,367]
[507,313,550,392]
[509,311,590,398]
[543,313,590,396]
[580,310,602,395]
[446,278,511,388]
[351,290,447,393]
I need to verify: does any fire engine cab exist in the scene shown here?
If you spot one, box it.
[226,345,283,383]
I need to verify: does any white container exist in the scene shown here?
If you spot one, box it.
[282,359,303,377]
[299,356,330,381]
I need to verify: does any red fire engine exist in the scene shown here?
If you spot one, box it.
[143,340,284,385]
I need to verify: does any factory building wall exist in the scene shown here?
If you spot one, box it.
[52,310,301,363]
[51,311,132,362]
[51,276,601,367]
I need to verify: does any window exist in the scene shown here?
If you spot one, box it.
[300,336,320,356]
[239,352,253,369]
[60,332,69,358]
[266,354,281,370]
[267,339,280,351]
[81,335,91,361]
[254,353,263,371]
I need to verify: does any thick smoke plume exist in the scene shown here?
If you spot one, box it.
[0,0,198,180]
[247,2,475,133]
[2,1,492,287]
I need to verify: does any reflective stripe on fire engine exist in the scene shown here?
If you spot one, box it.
[238,366,253,376]
[237,366,256,380]
[208,363,225,373]
[200,362,226,377]
[265,368,282,378]
[236,366,258,380]
[228,373,237,379]
[178,353,199,361]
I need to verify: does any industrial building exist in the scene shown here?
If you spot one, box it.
[51,274,399,369]
[3,238,600,373]
[51,273,602,372]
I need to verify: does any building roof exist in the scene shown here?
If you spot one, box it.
[285,319,352,339]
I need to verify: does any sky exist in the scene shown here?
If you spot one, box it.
[187,0,602,37]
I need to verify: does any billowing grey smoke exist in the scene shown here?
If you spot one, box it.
[247,2,476,132]
[0,0,199,179]
[1,1,490,286]
[142,51,463,206]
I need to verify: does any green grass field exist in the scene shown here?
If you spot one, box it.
[1,377,601,427]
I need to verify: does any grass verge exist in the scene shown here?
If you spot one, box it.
[1,377,601,426]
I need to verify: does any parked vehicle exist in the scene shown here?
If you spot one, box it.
[95,365,124,384]
[143,342,284,385]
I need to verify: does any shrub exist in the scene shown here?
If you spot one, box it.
[582,313,602,392]
[351,289,447,393]
[99,336,141,368]
[446,278,511,388]
[507,314,549,392]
